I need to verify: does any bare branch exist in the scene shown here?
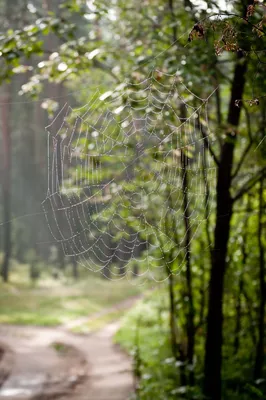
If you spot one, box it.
[232,141,253,180]
[197,119,220,167]
[232,167,266,203]
[232,105,253,180]
[92,59,120,83]
[233,208,259,214]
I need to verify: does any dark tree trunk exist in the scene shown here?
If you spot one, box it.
[198,245,206,328]
[254,177,265,380]
[242,282,257,348]
[132,263,139,278]
[234,216,248,355]
[58,244,65,271]
[164,191,187,386]
[168,268,187,386]
[181,150,195,385]
[72,256,79,279]
[234,274,244,355]
[203,53,247,400]
[49,83,65,272]
[1,84,12,282]
[119,263,126,276]
[168,270,178,359]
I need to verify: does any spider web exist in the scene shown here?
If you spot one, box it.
[42,69,217,282]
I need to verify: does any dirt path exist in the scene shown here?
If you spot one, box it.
[63,295,140,331]
[0,299,137,400]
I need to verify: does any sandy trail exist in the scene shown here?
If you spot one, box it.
[0,301,136,400]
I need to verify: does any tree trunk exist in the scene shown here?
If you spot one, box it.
[132,263,139,278]
[254,177,265,380]
[242,282,257,348]
[1,84,12,282]
[198,244,206,328]
[234,215,248,355]
[72,256,79,279]
[168,268,187,386]
[181,150,195,385]
[203,53,247,400]
[58,244,65,271]
[234,273,244,355]
[168,270,178,359]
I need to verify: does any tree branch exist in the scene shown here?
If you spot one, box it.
[232,141,253,180]
[197,119,220,167]
[232,105,253,180]
[92,59,120,83]
[232,167,266,203]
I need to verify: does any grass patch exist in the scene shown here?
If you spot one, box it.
[71,308,127,334]
[115,286,266,400]
[114,288,182,400]
[0,266,144,326]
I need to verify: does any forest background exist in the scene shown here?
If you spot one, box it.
[0,1,265,399]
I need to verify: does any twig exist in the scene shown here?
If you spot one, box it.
[232,104,253,180]
[233,167,266,203]
[197,119,220,167]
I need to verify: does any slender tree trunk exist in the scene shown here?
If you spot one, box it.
[254,177,265,379]
[203,53,247,400]
[198,246,206,328]
[234,216,248,355]
[1,84,12,282]
[132,263,139,278]
[58,245,65,270]
[72,256,79,279]
[165,193,187,386]
[168,0,177,42]
[168,270,178,359]
[234,274,244,355]
[179,101,195,385]
[242,282,257,348]
[181,150,195,385]
[168,268,187,386]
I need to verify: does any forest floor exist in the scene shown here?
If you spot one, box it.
[0,268,142,326]
[0,296,139,400]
